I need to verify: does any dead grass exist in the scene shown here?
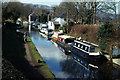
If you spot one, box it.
[70,24,119,53]
[71,24,100,44]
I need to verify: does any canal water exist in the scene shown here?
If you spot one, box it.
[29,31,120,80]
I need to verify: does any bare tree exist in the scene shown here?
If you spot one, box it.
[100,2,118,24]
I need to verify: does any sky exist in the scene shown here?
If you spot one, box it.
[4,0,119,6]
[18,0,62,6]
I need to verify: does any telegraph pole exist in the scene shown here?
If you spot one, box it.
[67,10,69,34]
[48,14,49,23]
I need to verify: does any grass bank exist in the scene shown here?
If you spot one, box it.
[2,22,54,80]
[27,36,55,80]
[2,28,36,80]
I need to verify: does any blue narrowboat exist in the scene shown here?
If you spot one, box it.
[71,39,102,61]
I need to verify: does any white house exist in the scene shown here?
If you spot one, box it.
[48,18,66,30]
[29,12,38,23]
[55,18,66,27]
[48,13,74,30]
[23,21,28,28]
[28,12,38,32]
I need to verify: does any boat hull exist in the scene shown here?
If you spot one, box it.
[52,37,57,43]
[71,52,100,69]
[39,32,51,40]
[56,40,71,54]
[71,45,101,61]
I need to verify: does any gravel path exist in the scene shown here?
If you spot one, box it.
[24,43,35,66]
[24,43,45,80]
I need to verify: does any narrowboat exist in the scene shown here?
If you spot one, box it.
[71,39,102,60]
[56,35,75,53]
[52,31,63,43]
[44,28,53,36]
[40,28,46,34]
[40,28,53,36]
[58,45,71,55]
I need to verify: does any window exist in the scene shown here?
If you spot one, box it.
[74,42,78,47]
[78,44,80,47]
[51,23,52,26]
[90,48,95,52]
[85,47,89,52]
[48,29,53,32]
[74,42,76,46]
[63,39,65,43]
[81,45,83,49]
[65,38,74,43]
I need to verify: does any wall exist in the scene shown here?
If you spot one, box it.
[48,21,55,30]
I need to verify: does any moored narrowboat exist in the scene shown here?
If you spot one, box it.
[52,31,63,43]
[56,35,75,53]
[71,39,102,60]
[40,28,53,36]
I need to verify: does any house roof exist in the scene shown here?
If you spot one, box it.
[56,13,67,18]
[29,12,38,17]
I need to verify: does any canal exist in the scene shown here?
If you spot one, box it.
[29,31,120,80]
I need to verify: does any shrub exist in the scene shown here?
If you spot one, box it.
[99,38,107,50]
[57,26,62,31]
[97,22,113,40]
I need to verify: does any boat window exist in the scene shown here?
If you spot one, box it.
[74,42,76,46]
[74,42,78,46]
[63,39,65,43]
[81,45,83,49]
[90,48,95,52]
[65,38,74,43]
[85,47,89,52]
[78,44,80,47]
[51,23,52,26]
[48,29,53,32]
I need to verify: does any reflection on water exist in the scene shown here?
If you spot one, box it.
[29,31,120,80]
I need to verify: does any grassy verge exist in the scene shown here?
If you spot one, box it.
[2,25,46,80]
[27,36,55,80]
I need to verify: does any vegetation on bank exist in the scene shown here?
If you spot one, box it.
[70,22,120,53]
[2,22,55,80]
[27,36,55,80]
[2,58,27,80]
[2,26,30,80]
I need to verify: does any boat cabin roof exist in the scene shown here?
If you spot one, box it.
[74,40,98,47]
[46,28,53,31]
[59,35,75,39]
